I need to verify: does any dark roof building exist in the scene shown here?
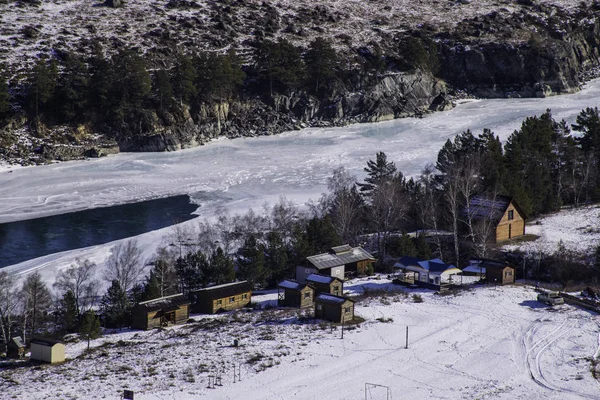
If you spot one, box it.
[470,259,516,285]
[306,273,343,296]
[7,336,25,359]
[467,195,527,242]
[277,280,315,308]
[131,293,191,330]
[314,293,355,323]
[191,281,252,314]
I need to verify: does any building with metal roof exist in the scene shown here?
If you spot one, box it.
[314,293,355,323]
[467,195,527,242]
[297,245,376,282]
[191,281,252,314]
[131,293,191,330]
[277,280,314,308]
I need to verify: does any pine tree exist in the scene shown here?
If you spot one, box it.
[100,280,130,329]
[236,235,266,289]
[0,67,10,121]
[88,43,111,111]
[172,53,196,104]
[153,69,173,110]
[304,37,338,95]
[56,290,78,334]
[306,215,341,255]
[79,310,101,350]
[255,39,304,95]
[357,151,398,198]
[109,49,152,123]
[28,58,58,119]
[264,231,289,287]
[415,233,432,260]
[196,50,245,101]
[175,251,210,294]
[209,247,235,285]
[54,53,90,122]
[395,232,417,257]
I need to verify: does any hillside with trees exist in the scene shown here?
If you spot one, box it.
[1,0,600,164]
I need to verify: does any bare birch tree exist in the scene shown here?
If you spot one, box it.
[0,271,18,354]
[369,179,408,268]
[54,258,99,317]
[104,240,145,293]
[418,164,443,257]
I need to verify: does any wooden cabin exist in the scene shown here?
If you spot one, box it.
[314,294,355,323]
[30,337,65,364]
[297,245,376,281]
[131,293,191,330]
[191,281,252,314]
[277,280,315,308]
[7,336,25,359]
[470,259,516,285]
[305,273,343,296]
[468,195,527,242]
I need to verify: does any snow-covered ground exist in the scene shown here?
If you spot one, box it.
[504,205,600,257]
[3,79,600,286]
[3,279,599,399]
[0,0,585,74]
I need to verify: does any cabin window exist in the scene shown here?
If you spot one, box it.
[508,210,514,220]
[304,292,311,299]
[229,296,235,303]
[242,294,248,299]
[344,307,351,313]
[505,271,512,278]
[316,304,323,310]
[217,299,222,305]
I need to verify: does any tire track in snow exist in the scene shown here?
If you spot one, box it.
[522,315,598,399]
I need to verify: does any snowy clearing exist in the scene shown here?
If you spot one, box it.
[504,204,600,258]
[2,279,599,399]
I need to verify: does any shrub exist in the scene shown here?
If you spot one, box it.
[412,294,423,303]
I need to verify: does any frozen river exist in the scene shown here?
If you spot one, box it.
[2,80,600,280]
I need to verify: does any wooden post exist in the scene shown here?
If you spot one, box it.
[405,326,409,349]
[341,315,344,339]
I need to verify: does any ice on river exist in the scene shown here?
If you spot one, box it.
[2,80,600,283]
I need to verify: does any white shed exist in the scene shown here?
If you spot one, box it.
[30,338,65,364]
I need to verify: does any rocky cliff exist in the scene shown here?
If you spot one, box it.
[1,0,599,164]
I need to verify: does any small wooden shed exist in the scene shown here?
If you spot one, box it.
[314,293,355,323]
[131,293,191,330]
[7,336,25,359]
[191,281,252,314]
[482,260,515,285]
[306,273,343,296]
[30,337,65,364]
[277,280,315,308]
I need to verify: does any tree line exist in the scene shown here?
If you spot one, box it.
[0,35,440,137]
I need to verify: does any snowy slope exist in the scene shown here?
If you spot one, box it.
[0,0,587,75]
[3,280,599,399]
